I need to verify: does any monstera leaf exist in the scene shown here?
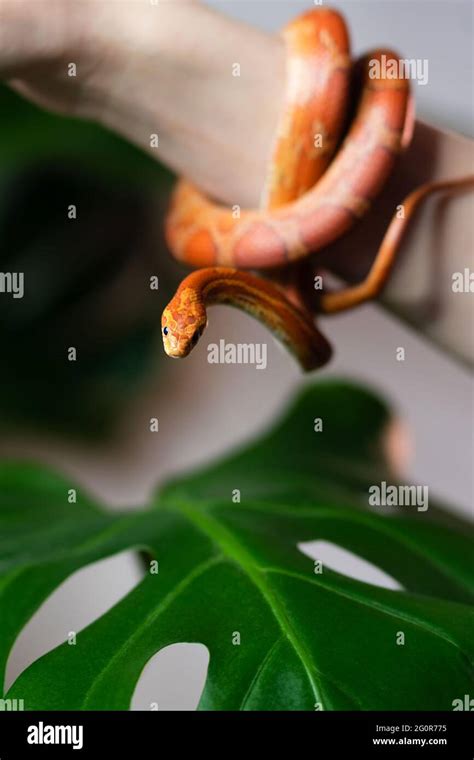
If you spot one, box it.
[1,381,473,710]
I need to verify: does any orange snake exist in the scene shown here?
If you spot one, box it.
[162,7,473,371]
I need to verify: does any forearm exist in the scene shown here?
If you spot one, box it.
[92,1,285,207]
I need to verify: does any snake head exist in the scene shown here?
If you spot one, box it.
[161,290,207,358]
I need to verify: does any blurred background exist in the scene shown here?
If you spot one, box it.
[1,0,472,709]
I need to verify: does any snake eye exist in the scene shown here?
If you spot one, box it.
[190,331,199,347]
[163,326,169,336]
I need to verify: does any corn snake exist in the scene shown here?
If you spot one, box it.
[162,7,473,370]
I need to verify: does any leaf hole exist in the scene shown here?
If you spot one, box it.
[5,549,144,691]
[131,643,209,711]
[297,540,403,590]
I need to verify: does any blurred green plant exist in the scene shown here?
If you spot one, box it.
[0,85,176,436]
[1,381,473,710]
[0,86,172,186]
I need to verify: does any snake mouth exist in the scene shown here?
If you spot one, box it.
[162,331,198,359]
[163,341,184,359]
[161,312,207,359]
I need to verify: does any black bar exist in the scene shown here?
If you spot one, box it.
[0,711,472,757]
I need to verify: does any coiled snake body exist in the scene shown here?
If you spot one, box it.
[162,8,473,370]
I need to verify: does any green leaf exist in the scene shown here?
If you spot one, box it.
[0,85,172,186]
[1,380,473,710]
[0,85,176,435]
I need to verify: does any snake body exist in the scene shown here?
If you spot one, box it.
[162,7,472,370]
